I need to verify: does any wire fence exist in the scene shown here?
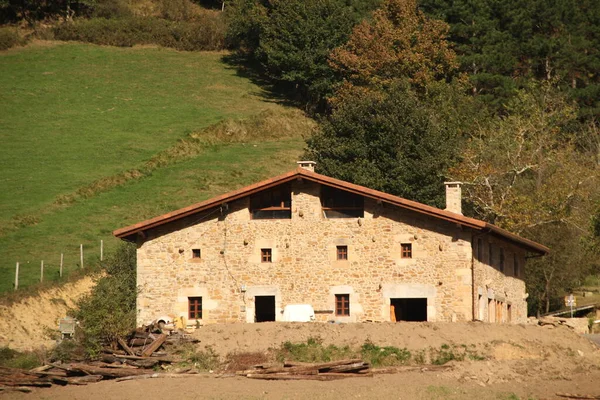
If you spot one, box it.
[13,240,104,291]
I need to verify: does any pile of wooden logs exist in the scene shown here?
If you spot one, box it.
[0,328,201,393]
[237,359,372,381]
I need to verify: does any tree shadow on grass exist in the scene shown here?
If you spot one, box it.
[221,52,305,110]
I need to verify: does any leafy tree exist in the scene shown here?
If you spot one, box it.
[449,84,595,232]
[449,84,599,314]
[305,81,465,207]
[329,0,458,93]
[226,0,381,110]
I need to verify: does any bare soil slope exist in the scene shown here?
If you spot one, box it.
[0,276,96,351]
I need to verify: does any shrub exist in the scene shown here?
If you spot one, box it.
[0,27,26,51]
[174,343,220,371]
[277,337,354,363]
[72,242,137,358]
[52,15,226,51]
[0,347,42,369]
[360,341,411,367]
[49,340,87,363]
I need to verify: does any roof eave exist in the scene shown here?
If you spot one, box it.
[113,168,549,255]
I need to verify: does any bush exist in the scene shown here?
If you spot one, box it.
[50,340,87,363]
[173,343,220,371]
[52,14,226,51]
[276,337,354,363]
[0,27,27,51]
[0,347,42,369]
[72,242,137,358]
[360,341,411,367]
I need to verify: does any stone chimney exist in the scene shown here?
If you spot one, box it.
[444,181,462,215]
[297,161,316,172]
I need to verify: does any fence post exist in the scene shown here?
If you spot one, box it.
[40,260,44,283]
[15,262,19,291]
[100,240,104,261]
[80,244,84,269]
[60,253,63,277]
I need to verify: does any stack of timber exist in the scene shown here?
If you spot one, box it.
[0,328,201,393]
[237,359,372,381]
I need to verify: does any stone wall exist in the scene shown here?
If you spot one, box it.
[472,234,528,323]
[135,180,528,326]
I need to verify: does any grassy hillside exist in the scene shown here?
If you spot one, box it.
[0,42,313,293]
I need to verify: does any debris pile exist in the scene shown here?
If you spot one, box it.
[0,326,200,393]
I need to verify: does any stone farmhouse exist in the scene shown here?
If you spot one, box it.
[113,161,549,326]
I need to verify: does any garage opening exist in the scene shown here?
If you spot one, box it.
[390,298,427,322]
[255,296,276,322]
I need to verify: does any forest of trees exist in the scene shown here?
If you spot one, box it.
[2,0,598,315]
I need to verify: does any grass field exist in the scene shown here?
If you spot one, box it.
[0,42,311,293]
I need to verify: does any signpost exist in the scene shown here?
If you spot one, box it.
[565,294,576,318]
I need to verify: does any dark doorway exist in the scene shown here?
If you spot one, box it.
[255,296,276,322]
[390,298,427,322]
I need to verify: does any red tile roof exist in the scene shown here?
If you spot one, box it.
[113,168,549,254]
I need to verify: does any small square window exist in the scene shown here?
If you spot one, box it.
[335,294,350,316]
[401,243,412,258]
[188,297,202,319]
[261,248,272,263]
[192,249,201,259]
[336,245,348,260]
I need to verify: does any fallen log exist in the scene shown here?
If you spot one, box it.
[556,394,600,400]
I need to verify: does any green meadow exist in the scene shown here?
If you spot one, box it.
[0,43,310,293]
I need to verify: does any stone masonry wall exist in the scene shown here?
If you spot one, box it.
[135,180,527,326]
[472,234,528,323]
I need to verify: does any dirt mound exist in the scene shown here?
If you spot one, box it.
[0,276,96,351]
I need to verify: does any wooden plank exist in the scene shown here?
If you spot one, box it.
[112,354,175,363]
[556,394,600,400]
[141,334,168,357]
[0,380,52,387]
[60,364,150,378]
[117,337,136,356]
[325,362,369,373]
[115,373,200,383]
[246,373,347,381]
[318,372,373,378]
[0,386,32,393]
[244,359,364,375]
